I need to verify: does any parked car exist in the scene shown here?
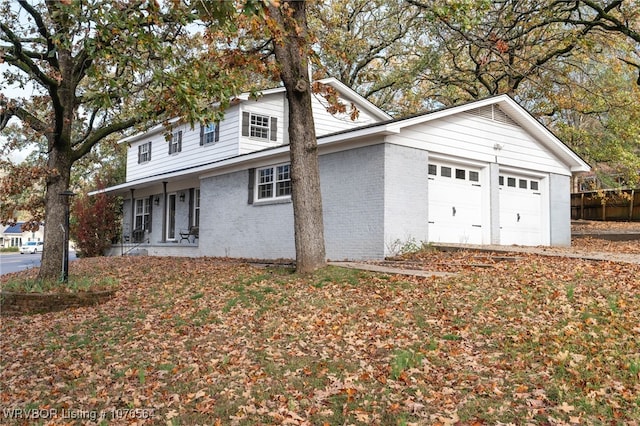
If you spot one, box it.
[19,241,44,254]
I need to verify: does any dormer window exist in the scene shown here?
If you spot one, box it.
[242,111,277,141]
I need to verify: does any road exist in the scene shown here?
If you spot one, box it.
[0,252,77,275]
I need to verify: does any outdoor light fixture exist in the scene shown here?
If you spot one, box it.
[179,192,185,202]
[154,196,160,206]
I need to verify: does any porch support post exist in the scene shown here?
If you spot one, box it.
[162,181,168,243]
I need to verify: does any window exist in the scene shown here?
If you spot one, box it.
[256,164,292,201]
[169,131,182,154]
[507,177,516,187]
[441,166,452,178]
[166,193,176,240]
[138,142,152,163]
[499,176,504,186]
[519,179,528,189]
[134,198,151,231]
[530,181,539,191]
[428,164,437,175]
[242,111,278,141]
[469,171,479,182]
[251,114,270,139]
[193,189,200,227]
[455,169,466,180]
[200,123,219,145]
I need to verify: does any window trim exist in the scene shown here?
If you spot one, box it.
[241,111,278,142]
[252,163,292,203]
[168,130,182,155]
[193,188,200,227]
[200,123,219,146]
[134,198,151,231]
[138,142,152,164]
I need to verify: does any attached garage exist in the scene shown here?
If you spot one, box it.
[427,161,486,245]
[498,172,547,246]
[100,92,591,261]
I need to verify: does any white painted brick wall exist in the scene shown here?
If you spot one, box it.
[321,144,386,260]
[382,144,430,256]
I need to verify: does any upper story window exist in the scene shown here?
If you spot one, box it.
[168,130,182,154]
[200,123,219,145]
[256,163,291,201]
[138,142,152,164]
[242,111,278,142]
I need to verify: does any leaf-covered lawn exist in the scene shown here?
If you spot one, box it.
[1,249,639,425]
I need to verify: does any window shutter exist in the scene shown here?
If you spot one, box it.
[199,124,204,146]
[270,117,277,141]
[138,145,142,163]
[148,142,151,161]
[214,122,220,142]
[247,168,255,204]
[168,137,172,154]
[178,131,182,152]
[242,111,250,136]
[147,195,153,233]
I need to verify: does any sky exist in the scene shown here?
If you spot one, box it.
[1,63,37,163]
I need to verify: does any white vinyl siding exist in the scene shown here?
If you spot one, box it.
[125,107,241,182]
[384,113,571,176]
[311,91,381,136]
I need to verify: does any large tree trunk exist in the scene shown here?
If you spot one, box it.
[38,40,76,281]
[269,1,326,273]
[38,147,72,281]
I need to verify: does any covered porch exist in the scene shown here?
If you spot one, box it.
[95,174,202,257]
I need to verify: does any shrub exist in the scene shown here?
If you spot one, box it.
[70,190,119,257]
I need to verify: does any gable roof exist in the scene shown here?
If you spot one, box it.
[3,223,24,234]
[317,94,591,173]
[118,78,391,145]
[95,94,590,196]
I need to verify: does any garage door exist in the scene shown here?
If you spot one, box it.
[499,174,543,246]
[428,162,484,244]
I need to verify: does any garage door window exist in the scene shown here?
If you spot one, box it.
[430,164,481,183]
[500,174,541,192]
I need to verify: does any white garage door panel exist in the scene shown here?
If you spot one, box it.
[499,174,543,246]
[428,163,483,244]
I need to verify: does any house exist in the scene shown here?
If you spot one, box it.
[96,78,590,260]
[1,222,45,249]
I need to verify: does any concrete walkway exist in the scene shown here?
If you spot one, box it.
[430,243,640,265]
[330,242,640,278]
[328,261,457,278]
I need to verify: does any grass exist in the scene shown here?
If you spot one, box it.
[1,274,118,293]
[1,253,639,425]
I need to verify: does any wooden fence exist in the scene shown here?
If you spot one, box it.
[571,189,640,221]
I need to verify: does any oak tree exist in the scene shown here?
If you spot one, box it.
[0,0,243,280]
